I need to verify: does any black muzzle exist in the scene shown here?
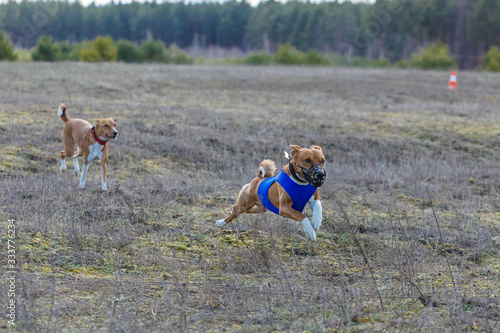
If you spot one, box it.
[296,163,327,188]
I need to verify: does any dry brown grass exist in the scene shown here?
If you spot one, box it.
[0,63,499,332]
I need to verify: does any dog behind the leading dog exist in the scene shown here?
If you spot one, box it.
[58,103,118,190]
[216,145,326,241]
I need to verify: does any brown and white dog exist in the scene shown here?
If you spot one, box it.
[58,103,118,190]
[216,145,326,241]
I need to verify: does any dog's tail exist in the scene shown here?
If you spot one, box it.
[58,103,70,123]
[258,159,276,178]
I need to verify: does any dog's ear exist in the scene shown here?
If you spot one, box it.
[290,145,302,156]
[94,118,101,126]
[310,145,323,152]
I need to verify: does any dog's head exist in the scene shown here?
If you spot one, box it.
[289,145,326,188]
[94,118,118,140]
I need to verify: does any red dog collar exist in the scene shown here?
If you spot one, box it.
[91,127,108,146]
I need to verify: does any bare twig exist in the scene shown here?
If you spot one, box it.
[425,187,457,290]
[337,200,385,311]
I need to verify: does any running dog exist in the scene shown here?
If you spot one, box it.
[58,103,118,190]
[216,145,326,241]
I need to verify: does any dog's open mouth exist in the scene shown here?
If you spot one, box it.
[106,134,118,139]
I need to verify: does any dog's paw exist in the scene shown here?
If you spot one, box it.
[102,184,107,191]
[311,214,322,231]
[79,182,85,189]
[301,218,317,241]
[216,219,227,227]
[311,200,322,230]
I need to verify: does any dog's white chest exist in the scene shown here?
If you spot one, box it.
[87,142,104,162]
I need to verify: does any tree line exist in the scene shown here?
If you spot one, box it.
[0,0,499,68]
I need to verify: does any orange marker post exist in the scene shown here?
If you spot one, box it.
[448,71,457,91]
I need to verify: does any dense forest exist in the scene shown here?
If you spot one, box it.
[0,0,498,68]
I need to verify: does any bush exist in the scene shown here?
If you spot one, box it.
[329,53,349,67]
[80,48,101,62]
[274,45,330,66]
[349,56,374,67]
[116,39,143,63]
[80,36,117,62]
[93,36,117,61]
[411,41,456,70]
[482,46,500,71]
[243,51,272,65]
[55,41,79,61]
[275,43,305,65]
[395,59,413,68]
[141,39,165,62]
[345,56,392,68]
[0,31,16,61]
[370,57,392,68]
[32,35,59,62]
[305,49,329,65]
[166,45,194,64]
[15,49,31,61]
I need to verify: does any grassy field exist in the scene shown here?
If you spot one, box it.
[1,63,499,332]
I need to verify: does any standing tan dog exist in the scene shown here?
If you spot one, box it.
[216,145,326,241]
[58,103,118,190]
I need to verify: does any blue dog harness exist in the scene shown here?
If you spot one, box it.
[257,170,317,215]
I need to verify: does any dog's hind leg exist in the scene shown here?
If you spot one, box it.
[246,204,266,214]
[216,184,257,227]
[60,151,67,171]
[72,148,82,176]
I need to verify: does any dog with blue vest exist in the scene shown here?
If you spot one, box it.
[216,145,327,241]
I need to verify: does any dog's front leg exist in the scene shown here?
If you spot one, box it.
[79,162,90,189]
[279,205,317,241]
[308,196,322,231]
[101,165,107,191]
[278,190,317,241]
[101,154,108,191]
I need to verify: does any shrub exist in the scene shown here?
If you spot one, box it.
[305,49,329,65]
[275,43,306,65]
[141,39,165,62]
[15,49,31,61]
[482,46,500,71]
[349,56,374,67]
[329,53,349,67]
[93,36,117,61]
[0,31,16,61]
[55,41,79,61]
[166,45,194,64]
[370,57,391,68]
[80,48,101,62]
[411,41,456,70]
[395,59,413,68]
[243,51,272,65]
[79,36,117,62]
[345,56,392,68]
[32,35,59,62]
[116,39,143,63]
